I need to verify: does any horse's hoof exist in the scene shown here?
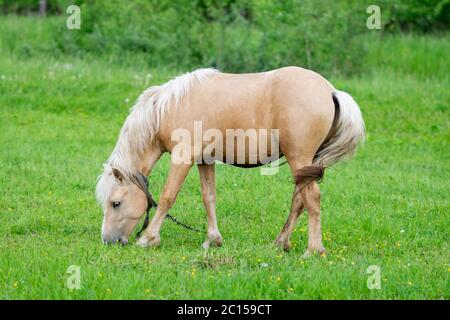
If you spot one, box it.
[276,242,292,252]
[302,247,326,259]
[202,232,222,249]
[136,234,160,248]
[274,237,291,251]
[301,250,311,259]
[136,237,148,248]
[202,241,210,250]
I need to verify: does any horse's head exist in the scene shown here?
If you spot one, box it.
[96,167,153,245]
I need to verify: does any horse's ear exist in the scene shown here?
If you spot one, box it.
[112,168,125,183]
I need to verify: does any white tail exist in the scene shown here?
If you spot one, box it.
[314,90,365,167]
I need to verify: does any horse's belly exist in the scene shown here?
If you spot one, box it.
[196,127,281,166]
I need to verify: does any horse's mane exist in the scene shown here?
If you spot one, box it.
[96,68,218,206]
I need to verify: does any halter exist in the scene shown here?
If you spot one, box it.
[134,173,201,238]
[134,174,157,238]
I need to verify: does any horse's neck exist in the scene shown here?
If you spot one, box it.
[140,144,163,176]
[109,133,163,177]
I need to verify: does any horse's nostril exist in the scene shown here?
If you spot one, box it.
[118,238,128,246]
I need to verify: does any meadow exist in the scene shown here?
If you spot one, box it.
[0,17,449,299]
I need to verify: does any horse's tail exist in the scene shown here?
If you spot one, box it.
[293,90,365,190]
[313,90,365,168]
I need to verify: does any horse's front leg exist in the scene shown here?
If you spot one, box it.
[137,162,193,248]
[198,164,222,249]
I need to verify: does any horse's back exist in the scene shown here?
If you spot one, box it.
[158,66,336,164]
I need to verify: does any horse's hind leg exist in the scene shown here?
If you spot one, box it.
[300,181,326,258]
[274,184,305,251]
[198,164,222,249]
[276,156,326,256]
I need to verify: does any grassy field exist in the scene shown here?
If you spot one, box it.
[0,20,449,298]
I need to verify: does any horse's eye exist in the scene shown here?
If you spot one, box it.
[112,201,121,208]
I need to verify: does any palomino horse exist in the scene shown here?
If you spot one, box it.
[96,67,365,257]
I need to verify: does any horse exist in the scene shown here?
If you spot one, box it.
[95,66,365,257]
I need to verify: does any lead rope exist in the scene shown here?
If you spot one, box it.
[166,213,202,232]
[135,173,201,238]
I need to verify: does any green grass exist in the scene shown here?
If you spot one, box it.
[0,25,449,299]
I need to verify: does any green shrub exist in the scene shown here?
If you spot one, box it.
[45,0,365,76]
[379,0,449,32]
[0,0,86,15]
[17,1,450,75]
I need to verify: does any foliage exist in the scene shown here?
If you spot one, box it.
[2,1,447,74]
[1,1,368,76]
[380,0,450,32]
[0,0,82,14]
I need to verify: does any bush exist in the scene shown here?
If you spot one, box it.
[0,0,86,15]
[41,0,365,76]
[8,0,446,75]
[380,0,450,32]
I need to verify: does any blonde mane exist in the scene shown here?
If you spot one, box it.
[96,68,218,206]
